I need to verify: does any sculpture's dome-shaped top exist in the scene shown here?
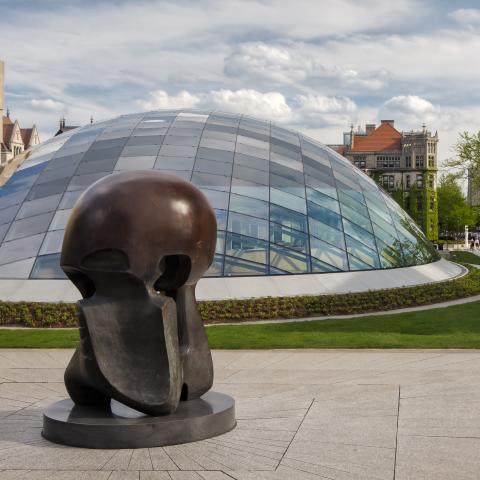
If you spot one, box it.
[0,109,437,279]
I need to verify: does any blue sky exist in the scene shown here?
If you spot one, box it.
[1,0,480,169]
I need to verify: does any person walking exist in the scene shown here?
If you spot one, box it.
[475,237,480,251]
[470,238,475,251]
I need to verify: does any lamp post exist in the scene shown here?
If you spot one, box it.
[465,225,469,249]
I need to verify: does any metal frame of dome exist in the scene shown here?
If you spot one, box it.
[0,109,438,281]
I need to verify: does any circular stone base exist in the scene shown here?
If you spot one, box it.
[42,391,235,449]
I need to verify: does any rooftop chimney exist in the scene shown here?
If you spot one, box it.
[380,119,395,127]
[365,123,376,135]
[0,60,4,146]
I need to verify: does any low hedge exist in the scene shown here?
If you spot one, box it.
[0,266,479,327]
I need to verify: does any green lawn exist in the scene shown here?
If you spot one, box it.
[1,300,480,349]
[449,250,480,265]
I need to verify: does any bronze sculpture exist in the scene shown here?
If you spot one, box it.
[42,171,235,448]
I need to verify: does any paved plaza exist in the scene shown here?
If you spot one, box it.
[0,349,480,479]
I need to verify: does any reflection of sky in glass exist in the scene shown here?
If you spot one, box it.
[0,110,438,279]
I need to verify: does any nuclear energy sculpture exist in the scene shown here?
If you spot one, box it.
[42,171,235,448]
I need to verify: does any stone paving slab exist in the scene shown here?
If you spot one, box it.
[0,349,480,479]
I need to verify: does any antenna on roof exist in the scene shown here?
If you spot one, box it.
[90,115,94,124]
[6,107,10,118]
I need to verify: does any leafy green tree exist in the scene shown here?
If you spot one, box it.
[445,131,480,189]
[437,174,476,237]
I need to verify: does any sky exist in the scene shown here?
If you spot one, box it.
[1,0,480,172]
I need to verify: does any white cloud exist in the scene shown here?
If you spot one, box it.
[139,90,200,110]
[225,42,389,91]
[450,9,480,25]
[207,89,292,121]
[380,95,458,130]
[30,98,65,111]
[139,89,357,127]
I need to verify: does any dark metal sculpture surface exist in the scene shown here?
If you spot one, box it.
[60,170,217,416]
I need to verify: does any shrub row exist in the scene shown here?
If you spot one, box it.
[0,266,479,327]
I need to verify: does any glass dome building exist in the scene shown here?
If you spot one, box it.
[0,109,438,281]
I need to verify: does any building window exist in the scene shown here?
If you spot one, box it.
[415,155,424,168]
[382,175,394,190]
[416,174,423,188]
[405,156,411,168]
[353,155,366,169]
[406,175,410,188]
[376,156,400,168]
[428,175,434,189]
[428,155,435,167]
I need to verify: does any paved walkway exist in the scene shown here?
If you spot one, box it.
[1,349,480,479]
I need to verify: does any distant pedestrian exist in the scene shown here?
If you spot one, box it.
[471,239,475,251]
[476,238,480,250]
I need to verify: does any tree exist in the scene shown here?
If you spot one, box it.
[445,131,480,189]
[437,174,476,238]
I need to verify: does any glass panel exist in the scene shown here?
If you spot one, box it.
[59,190,84,210]
[231,178,269,201]
[229,194,269,220]
[204,254,223,277]
[194,158,232,176]
[306,188,340,213]
[269,245,309,273]
[305,174,337,199]
[345,235,380,268]
[5,212,54,242]
[348,254,374,271]
[308,218,345,249]
[0,205,21,225]
[228,212,268,240]
[232,164,269,185]
[127,134,165,147]
[311,257,341,273]
[121,144,161,157]
[36,163,78,183]
[191,172,230,192]
[309,236,348,270]
[154,155,195,171]
[234,153,268,171]
[342,218,376,250]
[270,155,303,172]
[215,209,228,230]
[0,258,35,278]
[27,177,70,200]
[162,135,198,146]
[114,156,156,170]
[376,238,403,268]
[270,223,308,253]
[224,256,268,276]
[340,203,373,233]
[216,231,225,255]
[158,145,197,157]
[307,201,342,230]
[235,142,269,159]
[199,137,235,151]
[336,182,365,205]
[75,157,117,175]
[270,188,307,214]
[198,189,229,210]
[83,145,124,161]
[0,233,45,265]
[338,189,369,217]
[16,194,62,220]
[30,253,67,279]
[197,147,234,163]
[49,209,72,231]
[270,204,307,233]
[39,230,64,255]
[225,232,268,265]
[67,172,109,191]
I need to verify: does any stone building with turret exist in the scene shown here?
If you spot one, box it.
[329,120,439,240]
[0,60,41,171]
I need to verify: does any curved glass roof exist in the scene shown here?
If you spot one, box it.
[0,110,438,279]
